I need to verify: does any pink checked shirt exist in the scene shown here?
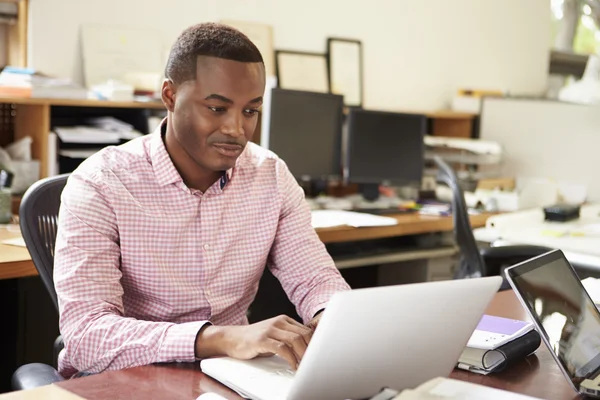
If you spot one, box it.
[54,123,350,378]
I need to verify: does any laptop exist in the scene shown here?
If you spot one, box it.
[505,249,600,398]
[201,276,502,400]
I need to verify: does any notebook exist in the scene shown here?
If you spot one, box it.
[466,315,534,350]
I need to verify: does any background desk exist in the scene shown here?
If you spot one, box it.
[1,213,493,280]
[475,204,600,274]
[22,290,574,400]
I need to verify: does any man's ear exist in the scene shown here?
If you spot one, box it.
[161,79,176,112]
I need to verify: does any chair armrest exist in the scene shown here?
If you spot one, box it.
[480,245,554,261]
[11,363,64,391]
[54,335,64,368]
[480,245,554,277]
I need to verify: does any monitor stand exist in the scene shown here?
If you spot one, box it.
[299,177,329,198]
[359,183,380,202]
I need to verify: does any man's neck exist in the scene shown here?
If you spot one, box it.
[163,126,221,193]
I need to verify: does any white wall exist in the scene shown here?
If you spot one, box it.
[27,0,550,111]
[480,97,600,202]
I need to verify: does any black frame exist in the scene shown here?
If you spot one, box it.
[327,37,363,108]
[275,50,330,92]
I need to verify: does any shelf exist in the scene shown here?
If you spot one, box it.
[0,97,165,109]
[426,110,477,119]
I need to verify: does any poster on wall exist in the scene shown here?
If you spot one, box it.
[275,50,329,93]
[220,20,275,78]
[81,24,164,92]
[327,38,363,107]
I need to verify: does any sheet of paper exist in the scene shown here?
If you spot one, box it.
[428,378,542,399]
[311,210,398,229]
[0,384,86,399]
[1,236,25,247]
[583,277,600,305]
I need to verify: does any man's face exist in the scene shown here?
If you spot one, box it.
[167,57,265,172]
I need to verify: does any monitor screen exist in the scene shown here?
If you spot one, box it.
[265,88,343,179]
[507,250,600,393]
[345,109,426,185]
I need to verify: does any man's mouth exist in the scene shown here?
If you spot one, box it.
[212,143,243,157]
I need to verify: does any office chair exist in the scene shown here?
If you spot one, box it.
[433,156,553,288]
[11,174,69,390]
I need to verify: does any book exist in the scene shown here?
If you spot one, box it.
[457,315,540,375]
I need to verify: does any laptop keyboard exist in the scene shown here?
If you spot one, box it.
[201,356,296,400]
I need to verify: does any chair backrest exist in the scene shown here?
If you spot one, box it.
[433,156,486,278]
[19,174,69,310]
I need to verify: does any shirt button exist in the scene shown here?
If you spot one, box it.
[203,243,210,250]
[206,289,212,296]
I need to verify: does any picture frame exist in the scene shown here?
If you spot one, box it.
[275,50,330,93]
[327,38,363,107]
[220,20,275,78]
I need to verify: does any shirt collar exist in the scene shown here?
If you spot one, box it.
[150,119,234,189]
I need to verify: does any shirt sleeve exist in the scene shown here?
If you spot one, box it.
[267,160,351,323]
[54,171,208,376]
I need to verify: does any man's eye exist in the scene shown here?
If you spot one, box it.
[209,107,226,113]
[244,109,259,116]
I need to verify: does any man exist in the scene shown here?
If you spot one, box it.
[54,22,350,378]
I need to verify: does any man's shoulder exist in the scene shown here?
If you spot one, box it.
[72,135,152,182]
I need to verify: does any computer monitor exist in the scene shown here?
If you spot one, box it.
[345,109,426,189]
[262,88,344,181]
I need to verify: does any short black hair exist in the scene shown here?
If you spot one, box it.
[165,22,264,84]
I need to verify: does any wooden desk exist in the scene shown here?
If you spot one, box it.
[0,213,492,281]
[317,212,491,244]
[41,291,577,400]
[0,226,36,280]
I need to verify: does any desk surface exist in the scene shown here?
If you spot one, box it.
[317,212,491,244]
[0,226,36,280]
[0,213,493,281]
[45,290,578,400]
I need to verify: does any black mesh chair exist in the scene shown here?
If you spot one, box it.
[11,174,69,390]
[434,156,553,288]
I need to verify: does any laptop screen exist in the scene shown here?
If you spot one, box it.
[506,250,600,389]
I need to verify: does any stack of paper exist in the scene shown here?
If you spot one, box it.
[55,127,121,144]
[86,117,143,140]
[311,210,398,229]
[0,66,88,99]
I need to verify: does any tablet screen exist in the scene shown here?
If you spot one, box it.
[507,250,600,388]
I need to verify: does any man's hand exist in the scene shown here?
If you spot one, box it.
[195,315,313,370]
[306,312,322,332]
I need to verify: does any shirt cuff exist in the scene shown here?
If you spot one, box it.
[157,321,210,363]
[307,302,330,323]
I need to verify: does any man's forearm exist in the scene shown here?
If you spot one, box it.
[195,325,230,359]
